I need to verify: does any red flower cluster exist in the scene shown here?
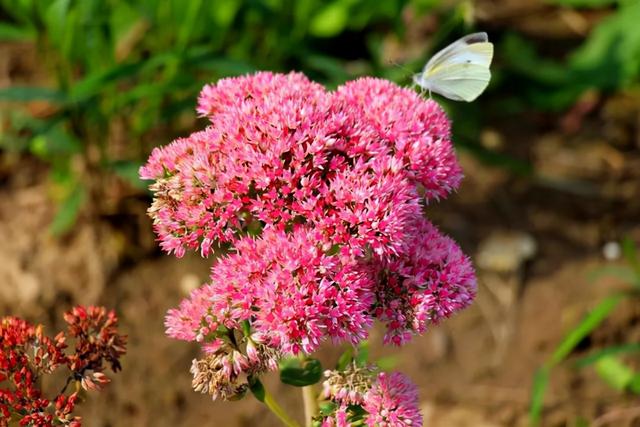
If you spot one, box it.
[0,306,126,427]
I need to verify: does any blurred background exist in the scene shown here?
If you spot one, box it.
[1,0,640,425]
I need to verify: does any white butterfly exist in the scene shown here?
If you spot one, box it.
[413,32,494,102]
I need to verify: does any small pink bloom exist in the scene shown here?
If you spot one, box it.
[363,372,422,427]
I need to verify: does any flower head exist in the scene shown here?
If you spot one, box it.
[363,372,422,426]
[372,217,477,345]
[141,72,462,260]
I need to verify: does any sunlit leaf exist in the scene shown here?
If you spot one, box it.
[310,2,349,37]
[594,356,635,391]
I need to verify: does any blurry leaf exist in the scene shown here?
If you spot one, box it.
[49,183,86,235]
[529,367,550,426]
[109,160,148,190]
[336,347,354,370]
[0,86,67,103]
[576,343,640,368]
[354,340,369,367]
[279,357,323,387]
[176,0,203,51]
[587,265,638,285]
[374,356,398,370]
[249,377,266,402]
[318,401,337,416]
[209,0,240,28]
[501,33,569,86]
[44,0,71,47]
[545,0,618,7]
[594,356,635,391]
[550,294,623,365]
[68,61,149,103]
[621,237,640,283]
[0,22,35,40]
[310,2,349,37]
[630,374,640,394]
[30,126,81,158]
[569,1,640,90]
[303,54,350,85]
[189,56,255,75]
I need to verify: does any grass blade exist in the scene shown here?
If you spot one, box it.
[529,366,551,426]
[575,343,640,368]
[549,294,623,365]
[0,86,67,103]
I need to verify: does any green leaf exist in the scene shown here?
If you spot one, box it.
[0,86,67,103]
[354,340,369,367]
[279,357,323,387]
[336,347,354,371]
[374,356,398,370]
[68,61,150,103]
[44,0,71,47]
[29,126,81,158]
[249,377,266,402]
[594,356,635,391]
[318,401,337,416]
[109,160,148,190]
[549,294,623,365]
[569,1,640,90]
[49,184,86,235]
[309,2,349,37]
[209,0,240,28]
[0,22,35,41]
[529,367,551,426]
[629,374,640,394]
[575,343,640,368]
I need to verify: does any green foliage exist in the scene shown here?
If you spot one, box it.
[0,0,447,233]
[279,357,323,387]
[501,1,640,111]
[529,240,640,426]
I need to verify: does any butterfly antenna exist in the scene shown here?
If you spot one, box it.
[388,60,416,83]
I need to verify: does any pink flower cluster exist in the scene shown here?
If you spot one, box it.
[321,369,422,427]
[142,71,476,400]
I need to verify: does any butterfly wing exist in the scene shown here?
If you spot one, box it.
[425,62,491,102]
[422,32,491,73]
[417,32,494,102]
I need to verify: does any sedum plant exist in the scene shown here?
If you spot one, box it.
[0,306,127,426]
[141,71,476,426]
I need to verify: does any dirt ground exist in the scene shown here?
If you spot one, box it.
[2,121,639,426]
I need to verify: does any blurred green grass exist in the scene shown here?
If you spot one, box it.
[1,0,639,234]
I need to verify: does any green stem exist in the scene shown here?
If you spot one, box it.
[301,384,318,427]
[263,387,301,427]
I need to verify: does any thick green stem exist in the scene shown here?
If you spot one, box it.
[263,388,301,427]
[301,384,318,427]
